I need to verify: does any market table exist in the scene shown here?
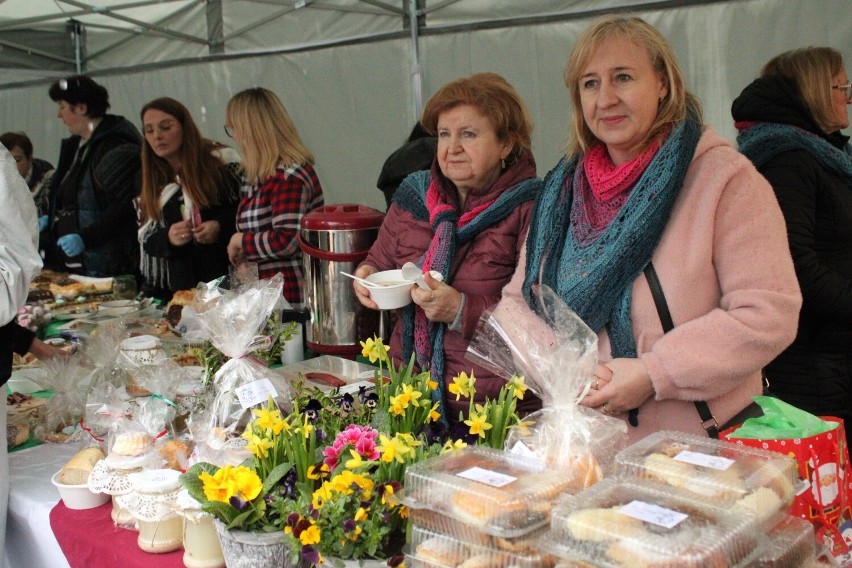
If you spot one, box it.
[4,443,75,568]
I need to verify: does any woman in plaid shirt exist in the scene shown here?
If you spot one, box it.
[225,88,324,308]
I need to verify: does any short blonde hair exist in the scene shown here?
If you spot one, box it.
[563,15,702,158]
[421,72,533,164]
[226,88,314,182]
[761,47,845,134]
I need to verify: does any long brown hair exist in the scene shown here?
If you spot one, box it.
[139,97,232,222]
[225,88,314,182]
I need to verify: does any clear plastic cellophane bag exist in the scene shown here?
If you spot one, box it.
[34,355,93,443]
[468,284,628,492]
[193,273,290,466]
[80,320,126,387]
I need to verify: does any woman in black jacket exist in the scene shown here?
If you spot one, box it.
[137,97,241,300]
[732,47,852,439]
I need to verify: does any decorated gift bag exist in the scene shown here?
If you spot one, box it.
[721,396,852,565]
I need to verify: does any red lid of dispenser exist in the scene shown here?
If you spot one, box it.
[301,204,384,231]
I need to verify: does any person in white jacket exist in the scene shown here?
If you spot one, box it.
[0,143,42,558]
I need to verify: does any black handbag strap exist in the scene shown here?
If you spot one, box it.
[643,263,720,439]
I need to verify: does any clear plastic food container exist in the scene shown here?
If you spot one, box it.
[406,524,554,568]
[615,430,797,527]
[408,508,547,555]
[546,477,760,567]
[745,514,816,567]
[401,446,573,537]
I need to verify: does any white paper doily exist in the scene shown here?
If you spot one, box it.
[87,459,144,495]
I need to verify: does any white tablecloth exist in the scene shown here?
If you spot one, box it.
[4,443,76,568]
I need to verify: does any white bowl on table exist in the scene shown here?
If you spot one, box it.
[51,471,111,510]
[366,269,414,310]
[98,299,140,316]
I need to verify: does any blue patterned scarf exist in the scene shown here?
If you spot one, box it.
[737,122,852,181]
[394,158,542,420]
[523,111,702,359]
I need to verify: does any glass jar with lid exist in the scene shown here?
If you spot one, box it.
[121,469,185,553]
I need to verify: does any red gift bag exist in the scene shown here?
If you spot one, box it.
[722,417,852,562]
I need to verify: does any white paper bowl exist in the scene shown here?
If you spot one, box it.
[7,367,46,394]
[366,269,414,310]
[51,471,111,510]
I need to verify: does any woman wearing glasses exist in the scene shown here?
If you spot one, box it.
[224,88,324,308]
[137,97,241,299]
[733,47,852,439]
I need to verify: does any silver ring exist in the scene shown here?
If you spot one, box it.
[593,378,600,390]
[601,403,608,415]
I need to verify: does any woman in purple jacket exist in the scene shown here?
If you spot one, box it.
[354,73,542,424]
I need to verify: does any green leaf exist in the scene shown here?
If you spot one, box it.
[261,462,294,497]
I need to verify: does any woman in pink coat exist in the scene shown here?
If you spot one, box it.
[496,16,802,442]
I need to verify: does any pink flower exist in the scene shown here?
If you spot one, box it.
[322,425,379,469]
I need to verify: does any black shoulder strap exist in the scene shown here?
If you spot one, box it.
[643,263,719,439]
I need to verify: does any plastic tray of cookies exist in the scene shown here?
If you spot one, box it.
[400,446,572,537]
[406,524,555,568]
[744,514,816,567]
[614,430,797,525]
[545,477,760,568]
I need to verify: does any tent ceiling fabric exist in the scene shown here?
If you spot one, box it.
[0,0,848,214]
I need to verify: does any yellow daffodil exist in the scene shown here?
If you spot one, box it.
[251,403,283,432]
[442,439,467,453]
[400,384,422,407]
[344,449,365,470]
[244,433,274,459]
[464,406,493,439]
[300,524,321,546]
[448,371,475,400]
[359,337,389,364]
[388,394,407,416]
[426,401,441,423]
[507,374,528,400]
[427,378,438,390]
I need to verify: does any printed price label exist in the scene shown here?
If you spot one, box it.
[457,467,517,488]
[619,500,688,529]
[674,450,734,471]
[235,379,279,409]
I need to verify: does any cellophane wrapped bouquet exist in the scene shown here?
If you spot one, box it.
[192,274,291,466]
[467,284,627,491]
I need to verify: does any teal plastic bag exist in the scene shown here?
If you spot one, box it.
[727,396,837,439]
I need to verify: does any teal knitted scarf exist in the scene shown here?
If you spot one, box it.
[737,122,852,180]
[395,163,542,421]
[522,112,702,359]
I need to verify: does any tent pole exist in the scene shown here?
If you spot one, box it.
[408,0,423,123]
[70,19,84,74]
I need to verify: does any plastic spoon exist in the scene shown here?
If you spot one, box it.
[339,271,385,288]
[401,262,444,290]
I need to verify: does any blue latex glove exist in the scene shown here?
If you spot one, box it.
[57,234,85,257]
[38,215,49,233]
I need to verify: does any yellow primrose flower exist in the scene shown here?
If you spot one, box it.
[244,433,274,459]
[507,374,528,400]
[359,337,389,364]
[354,507,368,522]
[465,408,493,439]
[448,371,475,400]
[300,524,321,546]
[199,465,237,503]
[232,466,263,501]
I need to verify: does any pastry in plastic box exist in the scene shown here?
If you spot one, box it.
[401,446,573,537]
[615,430,797,527]
[545,477,760,568]
[744,514,816,567]
[406,525,554,568]
[408,507,547,552]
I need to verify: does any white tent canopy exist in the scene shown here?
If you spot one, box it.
[0,0,849,211]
